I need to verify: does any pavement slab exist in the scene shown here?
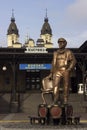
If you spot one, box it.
[0,122,87,130]
[0,113,87,130]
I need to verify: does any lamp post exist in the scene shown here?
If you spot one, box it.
[10,52,18,112]
[11,61,16,101]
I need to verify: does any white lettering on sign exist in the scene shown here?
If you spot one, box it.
[25,47,48,53]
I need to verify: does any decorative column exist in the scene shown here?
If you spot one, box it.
[9,54,18,112]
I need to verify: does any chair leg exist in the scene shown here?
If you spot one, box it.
[41,92,46,104]
[51,93,54,101]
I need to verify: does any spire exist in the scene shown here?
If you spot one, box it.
[46,8,47,18]
[11,9,15,22]
[41,9,52,35]
[7,10,19,35]
[44,8,48,22]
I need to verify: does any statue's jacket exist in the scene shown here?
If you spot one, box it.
[51,49,76,75]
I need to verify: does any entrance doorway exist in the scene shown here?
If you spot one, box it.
[26,70,41,91]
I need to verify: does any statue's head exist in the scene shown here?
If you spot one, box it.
[57,38,67,49]
[58,38,67,44]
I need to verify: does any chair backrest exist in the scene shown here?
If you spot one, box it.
[42,77,53,91]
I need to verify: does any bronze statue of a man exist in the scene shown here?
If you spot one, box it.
[50,38,76,105]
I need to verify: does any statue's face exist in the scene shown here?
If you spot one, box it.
[58,42,66,49]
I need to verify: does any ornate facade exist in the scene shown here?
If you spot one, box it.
[7,11,53,48]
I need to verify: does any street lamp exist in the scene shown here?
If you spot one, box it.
[2,66,7,71]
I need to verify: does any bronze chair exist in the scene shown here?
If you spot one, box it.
[41,77,54,104]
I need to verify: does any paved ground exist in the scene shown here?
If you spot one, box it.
[0,113,87,129]
[0,122,87,130]
[0,93,87,129]
[0,112,86,122]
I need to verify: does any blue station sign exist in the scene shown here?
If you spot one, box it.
[19,64,52,70]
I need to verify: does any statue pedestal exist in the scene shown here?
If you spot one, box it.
[37,103,80,125]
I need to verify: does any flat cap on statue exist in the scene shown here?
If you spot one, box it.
[58,38,67,44]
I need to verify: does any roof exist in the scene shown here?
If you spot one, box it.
[37,38,44,42]
[41,17,52,35]
[79,41,87,52]
[7,17,19,36]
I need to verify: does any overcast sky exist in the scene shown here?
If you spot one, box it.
[0,0,87,48]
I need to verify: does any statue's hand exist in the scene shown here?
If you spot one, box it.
[45,73,53,80]
[65,69,71,74]
[67,68,72,72]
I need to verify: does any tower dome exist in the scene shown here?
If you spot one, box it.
[41,17,52,35]
[40,9,53,48]
[7,10,19,47]
[7,13,19,35]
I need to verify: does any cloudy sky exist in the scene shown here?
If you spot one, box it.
[0,0,87,48]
